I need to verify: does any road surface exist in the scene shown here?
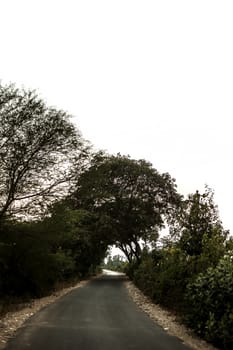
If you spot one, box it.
[5,272,191,350]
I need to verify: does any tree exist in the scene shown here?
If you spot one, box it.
[71,154,180,262]
[171,186,228,258]
[0,201,108,297]
[0,83,86,220]
[42,201,108,276]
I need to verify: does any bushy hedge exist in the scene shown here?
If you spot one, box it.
[185,255,233,349]
[131,249,198,311]
[0,207,107,299]
[0,223,77,297]
[129,250,233,349]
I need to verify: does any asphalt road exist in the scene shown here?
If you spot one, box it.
[5,273,191,350]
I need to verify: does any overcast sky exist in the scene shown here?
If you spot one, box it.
[0,0,233,233]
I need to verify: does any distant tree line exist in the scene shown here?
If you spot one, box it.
[103,254,127,272]
[0,82,232,348]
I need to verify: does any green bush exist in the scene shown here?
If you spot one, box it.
[0,220,78,297]
[133,253,158,297]
[132,249,192,310]
[185,255,233,349]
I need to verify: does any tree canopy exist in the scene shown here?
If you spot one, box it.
[71,154,181,261]
[0,83,86,220]
[171,186,228,257]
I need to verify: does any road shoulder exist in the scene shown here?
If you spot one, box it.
[0,279,91,349]
[125,280,218,350]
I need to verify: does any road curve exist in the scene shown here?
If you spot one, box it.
[5,273,191,350]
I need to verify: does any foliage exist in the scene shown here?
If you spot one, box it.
[0,221,70,297]
[131,246,233,349]
[37,202,108,278]
[71,154,181,262]
[0,202,107,298]
[185,255,233,349]
[128,188,232,349]
[171,187,228,257]
[131,248,191,310]
[0,83,85,219]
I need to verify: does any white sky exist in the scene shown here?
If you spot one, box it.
[0,0,233,234]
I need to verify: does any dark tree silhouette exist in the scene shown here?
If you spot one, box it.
[71,154,181,262]
[0,83,85,219]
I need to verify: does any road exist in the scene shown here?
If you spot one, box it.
[5,272,191,350]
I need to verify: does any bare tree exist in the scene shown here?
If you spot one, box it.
[0,83,86,219]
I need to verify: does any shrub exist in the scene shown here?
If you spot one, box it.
[132,249,192,311]
[185,255,233,349]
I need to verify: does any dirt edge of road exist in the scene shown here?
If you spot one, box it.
[0,273,219,350]
[0,279,92,349]
[125,280,218,350]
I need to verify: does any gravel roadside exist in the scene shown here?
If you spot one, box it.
[0,279,90,349]
[0,274,219,350]
[125,280,218,350]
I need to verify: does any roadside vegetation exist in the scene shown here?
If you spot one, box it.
[127,188,233,349]
[0,82,232,349]
[0,83,106,309]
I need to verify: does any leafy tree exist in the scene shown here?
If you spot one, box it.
[0,221,71,297]
[0,83,86,220]
[130,186,230,315]
[42,201,108,276]
[171,186,228,258]
[71,154,180,262]
[0,201,108,298]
